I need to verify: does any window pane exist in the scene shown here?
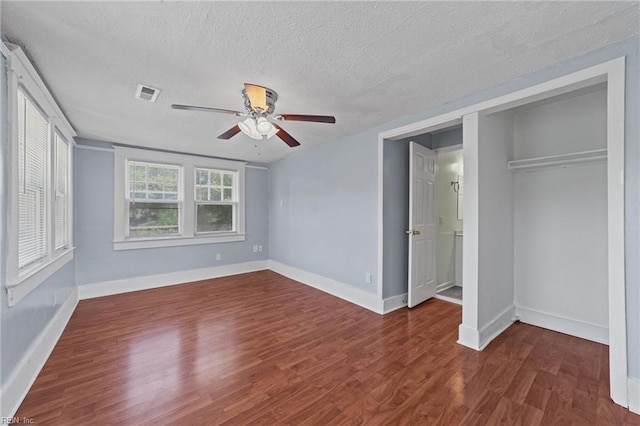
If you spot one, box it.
[196,169,208,185]
[195,168,235,203]
[212,172,221,185]
[129,161,180,200]
[129,202,179,237]
[18,90,48,269]
[196,204,233,233]
[211,188,221,201]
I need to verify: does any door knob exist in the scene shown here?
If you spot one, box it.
[406,230,420,235]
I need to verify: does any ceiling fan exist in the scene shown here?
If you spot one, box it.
[171,83,336,147]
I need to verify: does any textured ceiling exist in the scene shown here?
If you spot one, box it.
[1,2,638,163]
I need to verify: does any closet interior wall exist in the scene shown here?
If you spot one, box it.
[511,86,609,343]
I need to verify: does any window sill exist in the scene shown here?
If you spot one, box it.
[7,248,75,307]
[113,233,246,251]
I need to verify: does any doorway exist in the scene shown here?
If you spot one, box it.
[433,146,464,305]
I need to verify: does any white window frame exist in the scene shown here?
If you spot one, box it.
[194,168,239,235]
[126,160,183,238]
[114,146,246,250]
[5,43,76,307]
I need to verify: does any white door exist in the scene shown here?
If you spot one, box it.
[408,142,437,308]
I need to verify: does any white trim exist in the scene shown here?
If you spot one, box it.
[479,305,516,350]
[605,57,628,407]
[246,164,268,170]
[5,44,75,140]
[75,144,114,153]
[78,260,269,299]
[515,306,608,345]
[113,233,246,251]
[0,287,78,419]
[437,280,455,291]
[629,377,640,415]
[376,130,384,303]
[377,57,628,407]
[0,40,11,57]
[457,324,481,350]
[269,260,383,314]
[6,249,74,307]
[458,305,515,350]
[382,293,407,314]
[435,294,462,306]
[507,148,607,172]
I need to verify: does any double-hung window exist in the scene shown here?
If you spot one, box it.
[114,147,245,250]
[195,168,237,233]
[127,161,182,237]
[5,43,76,306]
[17,89,49,270]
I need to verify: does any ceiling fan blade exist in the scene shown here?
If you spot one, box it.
[273,124,301,147]
[243,83,268,111]
[171,104,243,116]
[276,114,336,124]
[218,125,241,140]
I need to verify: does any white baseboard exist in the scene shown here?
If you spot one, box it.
[268,260,383,314]
[629,377,640,414]
[382,293,407,313]
[78,260,269,300]
[515,306,608,345]
[458,324,481,350]
[0,288,78,419]
[457,305,515,351]
[479,305,516,350]
[437,281,455,291]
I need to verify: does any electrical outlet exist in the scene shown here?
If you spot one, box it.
[52,292,57,306]
[253,245,258,253]
[365,273,372,284]
[216,253,221,261]
[258,245,263,252]
[280,200,284,207]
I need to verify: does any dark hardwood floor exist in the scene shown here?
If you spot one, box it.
[17,270,640,425]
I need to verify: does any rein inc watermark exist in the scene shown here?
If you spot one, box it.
[1,418,34,424]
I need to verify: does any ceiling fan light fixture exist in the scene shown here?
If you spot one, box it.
[238,118,262,140]
[256,117,273,134]
[265,126,280,139]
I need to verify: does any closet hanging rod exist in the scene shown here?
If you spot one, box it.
[507,148,607,172]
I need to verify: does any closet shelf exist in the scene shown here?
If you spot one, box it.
[507,148,607,172]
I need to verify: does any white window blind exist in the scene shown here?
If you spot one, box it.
[17,89,49,270]
[127,161,181,237]
[54,132,69,250]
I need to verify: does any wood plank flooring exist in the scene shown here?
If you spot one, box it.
[17,271,640,425]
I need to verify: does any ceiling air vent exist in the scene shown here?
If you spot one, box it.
[135,84,160,102]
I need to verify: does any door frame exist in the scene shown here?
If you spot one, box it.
[376,57,628,407]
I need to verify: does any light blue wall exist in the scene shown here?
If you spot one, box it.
[269,132,379,292]
[268,37,639,378]
[382,140,410,298]
[0,53,76,386]
[432,127,463,149]
[1,263,74,385]
[74,141,269,286]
